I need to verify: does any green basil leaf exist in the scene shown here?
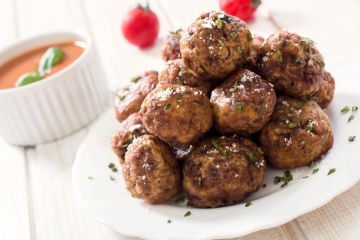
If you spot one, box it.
[16,72,42,87]
[38,47,64,76]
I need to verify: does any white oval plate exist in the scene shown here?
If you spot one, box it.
[72,56,360,240]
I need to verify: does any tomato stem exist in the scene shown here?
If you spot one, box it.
[137,0,150,11]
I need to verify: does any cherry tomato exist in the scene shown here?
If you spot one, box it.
[220,0,261,22]
[122,3,159,48]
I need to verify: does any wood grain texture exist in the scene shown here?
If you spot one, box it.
[0,0,359,240]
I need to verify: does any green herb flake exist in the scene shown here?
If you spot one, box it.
[295,101,304,110]
[247,31,253,41]
[167,219,172,224]
[184,211,192,217]
[348,115,355,122]
[327,168,336,175]
[88,176,94,180]
[108,162,118,172]
[164,103,171,110]
[170,28,182,34]
[319,60,325,68]
[300,38,314,47]
[245,201,252,207]
[212,140,225,155]
[288,122,300,129]
[175,196,185,204]
[295,56,302,63]
[257,147,264,155]
[166,86,174,94]
[186,201,194,207]
[131,75,141,83]
[230,31,237,39]
[276,51,283,62]
[352,106,359,112]
[348,136,356,142]
[341,106,350,114]
[302,176,309,179]
[236,46,243,55]
[218,39,225,49]
[215,19,223,29]
[246,151,254,160]
[305,120,314,132]
[235,102,245,112]
[274,170,293,188]
[312,168,319,174]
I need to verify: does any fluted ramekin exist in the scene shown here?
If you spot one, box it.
[0,30,110,146]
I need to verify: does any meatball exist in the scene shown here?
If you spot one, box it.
[311,71,335,108]
[180,10,252,80]
[111,112,147,165]
[246,34,264,70]
[115,71,158,122]
[123,135,181,204]
[158,59,212,95]
[183,136,266,208]
[141,84,213,148]
[259,96,333,169]
[210,69,276,135]
[161,29,182,61]
[258,30,325,97]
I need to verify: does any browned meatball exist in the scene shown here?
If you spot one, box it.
[111,112,147,165]
[183,136,266,208]
[210,69,276,135]
[123,135,181,204]
[141,84,213,148]
[246,34,264,70]
[114,71,158,122]
[158,59,212,95]
[311,71,335,108]
[258,30,325,97]
[259,96,333,169]
[161,29,182,61]
[180,10,252,80]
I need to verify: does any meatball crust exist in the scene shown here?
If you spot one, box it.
[183,136,266,208]
[158,59,212,95]
[311,71,335,108]
[180,10,252,80]
[258,30,325,97]
[246,34,264,70]
[161,29,182,61]
[115,71,158,122]
[210,69,276,135]
[123,135,181,204]
[259,96,333,169]
[141,84,213,148]
[111,112,147,165]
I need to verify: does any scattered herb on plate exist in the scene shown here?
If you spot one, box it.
[348,136,356,142]
[341,106,350,114]
[328,168,336,175]
[245,202,252,207]
[312,168,319,174]
[108,162,118,172]
[184,211,192,217]
[274,170,293,187]
[88,176,94,180]
[167,219,172,224]
[348,115,355,122]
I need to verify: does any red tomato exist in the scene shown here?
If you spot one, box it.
[122,3,159,48]
[220,0,261,22]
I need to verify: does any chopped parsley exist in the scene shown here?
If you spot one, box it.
[312,168,319,174]
[246,151,254,160]
[341,106,350,114]
[230,31,237,39]
[245,202,252,207]
[164,103,171,110]
[300,38,314,47]
[274,170,293,188]
[175,196,185,204]
[247,31,253,41]
[109,175,115,181]
[319,60,325,68]
[305,120,315,132]
[166,86,174,94]
[218,39,225,48]
[348,115,355,122]
[131,75,141,83]
[288,122,300,129]
[295,56,302,63]
[348,136,356,142]
[108,162,118,172]
[276,51,283,62]
[235,102,245,111]
[186,201,194,207]
[236,46,243,54]
[352,106,359,112]
[167,219,172,224]
[170,28,182,34]
[302,176,309,179]
[184,211,192,217]
[88,176,94,180]
[118,95,125,101]
[295,101,304,110]
[327,168,336,175]
[215,19,223,29]
[257,147,264,155]
[212,140,225,155]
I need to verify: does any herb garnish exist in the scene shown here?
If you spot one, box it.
[184,211,192,217]
[236,46,243,55]
[109,175,115,181]
[167,219,172,224]
[131,75,141,83]
[218,39,225,49]
[108,162,118,172]
[348,136,356,142]
[246,151,254,160]
[247,31,253,41]
[88,176,94,180]
[245,202,252,207]
[319,60,325,68]
[305,120,315,132]
[274,170,293,188]
[352,106,359,112]
[327,168,336,175]
[175,196,185,204]
[166,86,174,94]
[235,102,245,111]
[164,103,171,110]
[257,147,264,155]
[348,115,355,122]
[341,106,350,114]
[276,51,283,62]
[288,122,300,129]
[302,176,309,179]
[230,31,237,39]
[312,168,319,174]
[170,28,182,34]
[215,19,223,29]
[212,140,225,155]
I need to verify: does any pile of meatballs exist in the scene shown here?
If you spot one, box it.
[111,11,335,208]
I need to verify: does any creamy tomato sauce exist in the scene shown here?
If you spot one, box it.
[0,42,85,89]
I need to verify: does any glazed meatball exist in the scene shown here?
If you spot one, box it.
[246,34,264,70]
[141,84,213,148]
[210,69,276,135]
[115,71,158,122]
[180,10,252,80]
[162,29,182,61]
[183,136,266,208]
[311,71,335,108]
[259,96,333,169]
[258,30,325,97]
[111,112,147,165]
[123,135,181,204]
[158,59,212,95]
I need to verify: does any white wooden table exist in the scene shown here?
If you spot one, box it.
[1,0,360,239]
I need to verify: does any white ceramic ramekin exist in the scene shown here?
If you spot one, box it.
[0,30,110,146]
